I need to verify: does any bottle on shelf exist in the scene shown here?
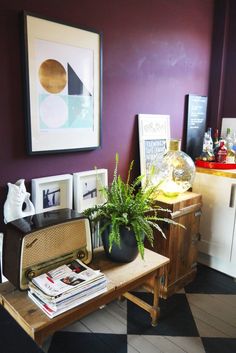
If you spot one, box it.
[226,140,236,164]
[213,128,219,151]
[225,128,233,149]
[233,131,236,152]
[200,129,215,161]
[226,147,235,164]
[207,127,214,152]
[215,140,227,163]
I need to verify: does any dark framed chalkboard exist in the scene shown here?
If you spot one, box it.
[184,94,208,160]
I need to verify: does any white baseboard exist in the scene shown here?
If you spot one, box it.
[198,252,236,279]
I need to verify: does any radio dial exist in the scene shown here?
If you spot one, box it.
[26,270,36,279]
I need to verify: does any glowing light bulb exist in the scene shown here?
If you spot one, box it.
[154,139,196,197]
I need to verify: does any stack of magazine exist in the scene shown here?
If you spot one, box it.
[28,259,107,318]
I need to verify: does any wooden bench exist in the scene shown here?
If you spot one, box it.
[0,248,169,346]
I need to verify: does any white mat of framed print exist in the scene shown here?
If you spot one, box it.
[138,114,170,181]
[73,169,108,213]
[23,12,102,154]
[31,174,73,213]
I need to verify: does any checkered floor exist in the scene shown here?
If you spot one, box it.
[0,264,236,353]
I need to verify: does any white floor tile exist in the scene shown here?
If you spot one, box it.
[127,344,140,353]
[145,335,187,353]
[167,336,205,353]
[190,294,236,324]
[78,301,127,334]
[187,294,236,337]
[211,294,236,310]
[61,320,90,333]
[193,315,228,337]
[128,335,205,353]
[128,335,162,353]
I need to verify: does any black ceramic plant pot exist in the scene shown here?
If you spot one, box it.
[101,225,139,263]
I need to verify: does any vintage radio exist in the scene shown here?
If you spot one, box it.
[3,208,92,290]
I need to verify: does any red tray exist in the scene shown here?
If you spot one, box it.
[195,160,236,169]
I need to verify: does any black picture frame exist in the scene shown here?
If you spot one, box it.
[23,12,102,155]
[184,94,208,160]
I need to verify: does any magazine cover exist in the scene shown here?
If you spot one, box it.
[31,259,104,297]
[28,286,107,318]
[28,258,107,318]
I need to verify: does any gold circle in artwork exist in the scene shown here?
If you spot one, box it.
[39,59,67,93]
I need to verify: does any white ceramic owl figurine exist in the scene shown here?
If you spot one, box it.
[3,179,35,224]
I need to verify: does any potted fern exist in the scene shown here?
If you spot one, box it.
[84,153,181,262]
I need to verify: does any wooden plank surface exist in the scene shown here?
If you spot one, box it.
[91,247,169,288]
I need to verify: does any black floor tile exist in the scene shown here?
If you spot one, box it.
[202,337,236,353]
[127,292,199,336]
[185,263,236,294]
[48,332,127,353]
[0,307,43,353]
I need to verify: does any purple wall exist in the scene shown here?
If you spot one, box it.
[207,0,236,132]
[0,0,213,230]
[222,0,236,117]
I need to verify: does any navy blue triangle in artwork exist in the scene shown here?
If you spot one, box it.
[67,63,92,96]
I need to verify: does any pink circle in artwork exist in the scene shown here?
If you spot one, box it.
[40,95,68,129]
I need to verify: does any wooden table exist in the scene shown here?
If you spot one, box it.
[0,248,169,346]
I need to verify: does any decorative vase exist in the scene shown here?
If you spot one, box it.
[101,225,139,263]
[154,139,196,197]
[3,179,35,223]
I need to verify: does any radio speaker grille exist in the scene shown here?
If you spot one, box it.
[22,219,88,268]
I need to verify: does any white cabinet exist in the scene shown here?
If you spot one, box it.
[192,169,236,277]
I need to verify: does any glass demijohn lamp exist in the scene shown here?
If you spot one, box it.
[156,139,196,197]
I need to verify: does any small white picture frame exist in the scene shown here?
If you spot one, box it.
[73,169,108,213]
[138,114,170,181]
[31,174,73,213]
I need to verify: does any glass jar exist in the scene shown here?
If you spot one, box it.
[154,139,196,197]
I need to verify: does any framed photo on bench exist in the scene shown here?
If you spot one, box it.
[73,169,108,213]
[31,174,73,213]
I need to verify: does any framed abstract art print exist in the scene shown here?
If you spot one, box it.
[23,12,102,154]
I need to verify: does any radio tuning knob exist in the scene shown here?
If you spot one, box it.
[77,251,85,259]
[26,270,36,279]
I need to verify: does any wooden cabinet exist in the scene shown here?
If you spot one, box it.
[145,191,202,298]
[192,168,236,277]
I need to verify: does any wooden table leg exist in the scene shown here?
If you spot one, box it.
[122,268,162,326]
[150,269,161,326]
[33,332,45,348]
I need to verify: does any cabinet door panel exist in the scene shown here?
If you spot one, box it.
[231,227,236,264]
[193,172,236,261]
[175,212,199,280]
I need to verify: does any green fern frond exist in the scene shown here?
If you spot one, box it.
[83,152,184,259]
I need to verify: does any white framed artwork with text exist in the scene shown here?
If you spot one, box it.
[138,114,170,182]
